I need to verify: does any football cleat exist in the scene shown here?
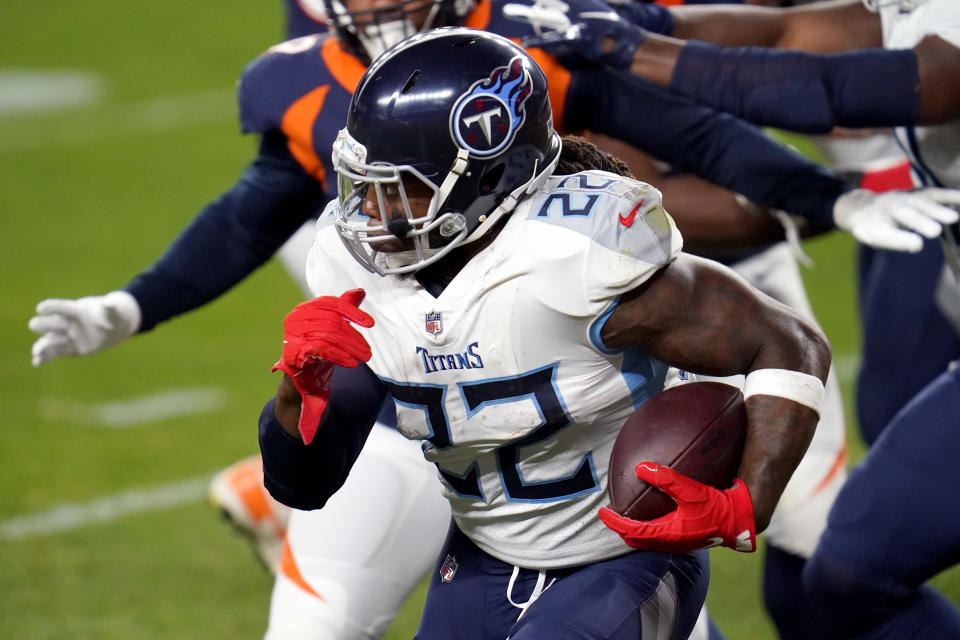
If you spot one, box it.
[208,454,291,573]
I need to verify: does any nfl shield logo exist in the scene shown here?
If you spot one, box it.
[425,311,443,336]
[440,554,458,583]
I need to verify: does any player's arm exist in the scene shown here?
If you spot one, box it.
[601,254,831,534]
[29,131,327,366]
[572,3,960,130]
[619,0,881,86]
[565,70,958,252]
[125,130,327,330]
[664,0,879,51]
[660,35,960,132]
[260,363,387,510]
[564,69,848,230]
[587,134,790,255]
[260,290,382,509]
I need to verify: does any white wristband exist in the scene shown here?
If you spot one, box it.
[743,368,824,414]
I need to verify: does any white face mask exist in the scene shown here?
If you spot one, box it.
[358,19,416,61]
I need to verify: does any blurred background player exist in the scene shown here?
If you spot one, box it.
[28,0,960,637]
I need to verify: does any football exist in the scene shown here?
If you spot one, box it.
[608,381,747,521]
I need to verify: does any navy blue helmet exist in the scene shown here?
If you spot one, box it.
[332,27,562,274]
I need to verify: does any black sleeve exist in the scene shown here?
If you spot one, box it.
[258,363,389,510]
[564,68,851,229]
[616,1,675,36]
[124,130,330,331]
[669,43,919,133]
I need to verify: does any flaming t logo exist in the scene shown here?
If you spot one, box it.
[450,56,533,158]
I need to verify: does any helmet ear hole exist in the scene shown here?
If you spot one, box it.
[402,70,422,94]
[478,163,505,195]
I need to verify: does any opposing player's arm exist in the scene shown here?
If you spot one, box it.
[28,131,327,366]
[565,69,849,229]
[633,5,960,129]
[125,131,327,331]
[629,1,880,87]
[915,35,960,123]
[666,0,880,51]
[601,254,830,531]
[587,134,790,254]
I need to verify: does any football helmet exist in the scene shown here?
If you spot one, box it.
[332,28,562,275]
[323,0,474,63]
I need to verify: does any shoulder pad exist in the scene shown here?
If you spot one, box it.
[525,171,682,300]
[238,34,333,134]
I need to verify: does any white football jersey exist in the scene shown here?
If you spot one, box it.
[880,0,960,187]
[306,171,683,569]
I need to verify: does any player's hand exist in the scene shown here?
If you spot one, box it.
[503,1,647,70]
[28,291,142,367]
[271,288,374,445]
[833,188,960,253]
[598,462,756,554]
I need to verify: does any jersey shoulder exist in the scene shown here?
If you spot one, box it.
[517,170,682,301]
[238,33,340,134]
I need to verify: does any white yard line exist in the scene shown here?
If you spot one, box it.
[0,86,235,153]
[38,387,229,427]
[1,475,212,540]
[4,354,862,541]
[0,70,104,114]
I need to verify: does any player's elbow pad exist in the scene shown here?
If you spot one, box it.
[258,399,347,510]
[670,42,920,134]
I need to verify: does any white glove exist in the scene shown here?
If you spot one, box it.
[29,290,142,367]
[833,188,960,253]
[503,0,573,35]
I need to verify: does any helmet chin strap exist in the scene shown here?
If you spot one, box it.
[462,133,562,245]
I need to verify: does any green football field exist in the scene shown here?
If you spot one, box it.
[2,2,957,638]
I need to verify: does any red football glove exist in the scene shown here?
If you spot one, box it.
[598,462,757,554]
[271,288,374,445]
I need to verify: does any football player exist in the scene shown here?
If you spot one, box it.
[261,28,831,638]
[28,0,958,637]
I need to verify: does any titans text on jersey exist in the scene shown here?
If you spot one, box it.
[306,171,682,569]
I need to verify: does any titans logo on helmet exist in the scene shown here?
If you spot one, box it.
[450,56,532,158]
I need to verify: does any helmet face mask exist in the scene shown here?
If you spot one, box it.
[333,129,470,275]
[332,28,562,276]
[323,0,473,63]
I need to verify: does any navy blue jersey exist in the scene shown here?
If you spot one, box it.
[283,0,328,39]
[239,33,363,199]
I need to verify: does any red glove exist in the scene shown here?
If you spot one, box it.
[271,289,374,445]
[598,462,756,554]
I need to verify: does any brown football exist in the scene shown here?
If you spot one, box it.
[608,381,747,521]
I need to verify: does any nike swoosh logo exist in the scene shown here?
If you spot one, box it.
[618,199,645,227]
